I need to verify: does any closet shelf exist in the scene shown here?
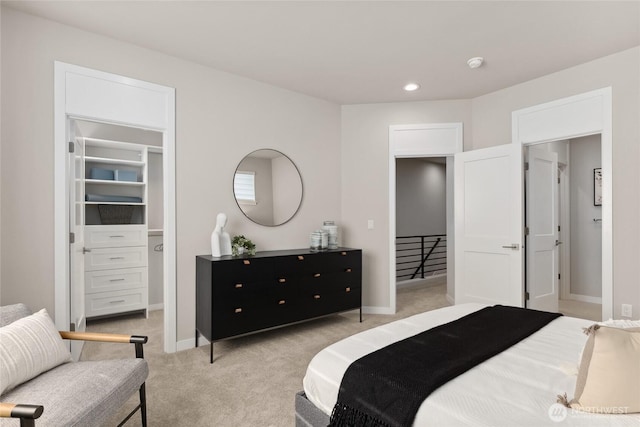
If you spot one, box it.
[85,179,145,186]
[84,156,145,167]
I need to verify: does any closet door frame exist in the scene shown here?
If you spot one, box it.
[54,62,178,353]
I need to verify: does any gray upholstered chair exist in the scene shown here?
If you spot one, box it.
[0,303,148,426]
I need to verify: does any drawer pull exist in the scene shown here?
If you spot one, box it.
[341,252,347,256]
[298,255,304,260]
[313,273,321,278]
[345,268,352,273]
[109,235,125,238]
[109,278,125,282]
[278,278,286,283]
[234,308,243,314]
[109,300,126,304]
[243,260,251,265]
[109,257,125,260]
[235,283,243,289]
[345,287,351,293]
[313,294,321,300]
[278,300,286,305]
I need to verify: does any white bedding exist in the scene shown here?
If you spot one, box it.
[303,303,640,426]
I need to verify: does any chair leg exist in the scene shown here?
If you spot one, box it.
[139,383,147,427]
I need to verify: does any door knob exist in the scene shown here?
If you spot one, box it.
[82,247,91,254]
[555,240,563,246]
[501,244,520,250]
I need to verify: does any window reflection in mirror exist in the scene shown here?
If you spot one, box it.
[233,149,303,226]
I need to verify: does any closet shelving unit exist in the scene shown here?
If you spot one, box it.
[80,137,149,319]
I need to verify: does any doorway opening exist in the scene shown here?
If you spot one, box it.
[73,119,166,329]
[55,62,176,356]
[524,136,602,321]
[395,157,448,292]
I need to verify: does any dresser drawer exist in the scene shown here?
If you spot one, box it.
[85,289,147,317]
[85,267,147,294]
[85,246,147,271]
[85,225,147,248]
[299,286,361,320]
[211,300,292,339]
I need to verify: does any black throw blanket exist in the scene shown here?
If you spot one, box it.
[330,305,562,427]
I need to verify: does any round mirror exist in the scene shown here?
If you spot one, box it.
[233,149,303,226]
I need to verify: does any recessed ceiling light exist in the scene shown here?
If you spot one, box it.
[403,83,420,92]
[467,57,484,69]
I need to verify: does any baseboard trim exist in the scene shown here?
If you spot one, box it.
[177,337,197,351]
[148,303,164,312]
[396,274,446,290]
[567,293,602,305]
[362,306,395,315]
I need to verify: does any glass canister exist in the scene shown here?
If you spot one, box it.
[323,220,338,249]
[320,229,329,250]
[310,230,322,252]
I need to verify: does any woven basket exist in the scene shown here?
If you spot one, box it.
[98,205,135,225]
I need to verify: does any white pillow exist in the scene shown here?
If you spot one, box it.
[600,318,640,328]
[0,308,71,395]
[561,325,640,414]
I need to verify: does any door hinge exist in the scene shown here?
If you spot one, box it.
[558,225,561,232]
[558,177,560,184]
[68,141,75,153]
[558,274,561,280]
[70,322,76,332]
[525,292,530,300]
[69,232,75,244]
[524,162,529,171]
[525,227,530,236]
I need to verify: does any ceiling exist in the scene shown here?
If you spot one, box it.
[4,1,639,104]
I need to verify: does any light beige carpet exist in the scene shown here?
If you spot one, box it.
[82,284,449,426]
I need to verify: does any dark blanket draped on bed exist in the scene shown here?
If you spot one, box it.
[329,305,562,427]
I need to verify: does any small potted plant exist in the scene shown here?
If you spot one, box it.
[231,235,256,256]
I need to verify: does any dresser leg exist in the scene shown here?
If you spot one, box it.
[210,342,214,364]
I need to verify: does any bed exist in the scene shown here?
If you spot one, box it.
[296,303,640,426]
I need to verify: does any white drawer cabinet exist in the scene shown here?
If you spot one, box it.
[84,225,148,318]
[85,225,146,248]
[85,288,147,318]
[85,247,147,271]
[85,267,147,294]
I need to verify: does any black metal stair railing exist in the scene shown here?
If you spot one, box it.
[396,234,447,281]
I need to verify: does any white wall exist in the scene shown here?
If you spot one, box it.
[472,47,640,318]
[1,6,638,326]
[341,101,472,309]
[0,8,341,344]
[396,159,446,237]
[569,135,602,299]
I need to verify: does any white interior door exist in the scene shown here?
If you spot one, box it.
[454,144,523,306]
[526,148,559,312]
[69,132,86,360]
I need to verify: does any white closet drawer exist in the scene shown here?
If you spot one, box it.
[85,267,147,294]
[85,246,147,271]
[85,225,147,248]
[86,289,147,318]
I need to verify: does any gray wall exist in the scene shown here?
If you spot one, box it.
[570,135,602,299]
[471,47,639,318]
[341,100,472,308]
[0,8,342,344]
[396,159,446,237]
[1,6,638,333]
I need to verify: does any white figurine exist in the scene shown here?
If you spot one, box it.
[211,213,232,257]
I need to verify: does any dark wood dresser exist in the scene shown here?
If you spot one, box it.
[196,248,362,363]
